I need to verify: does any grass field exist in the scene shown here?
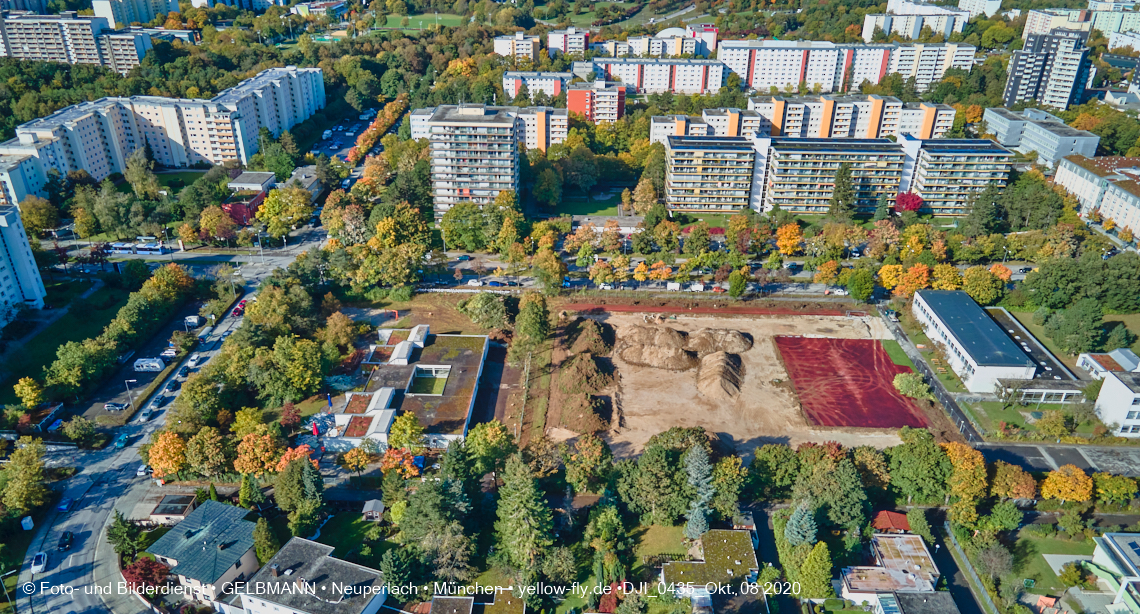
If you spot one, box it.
[0,285,129,405]
[562,1,636,25]
[631,524,685,573]
[1013,533,1095,594]
[905,328,967,393]
[409,375,447,394]
[1008,311,1080,371]
[316,513,396,560]
[43,279,93,307]
[383,13,465,28]
[881,339,917,370]
[970,400,1098,437]
[559,191,622,217]
[157,171,207,188]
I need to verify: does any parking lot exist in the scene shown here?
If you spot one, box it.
[986,307,1076,381]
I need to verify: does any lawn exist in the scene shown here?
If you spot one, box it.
[906,329,967,393]
[1104,312,1140,355]
[559,191,622,217]
[315,513,394,559]
[0,285,129,405]
[43,278,93,308]
[678,213,732,229]
[156,171,207,190]
[971,401,1097,437]
[1012,533,1095,595]
[881,339,917,370]
[564,1,636,25]
[409,375,447,394]
[383,13,465,28]
[631,524,685,576]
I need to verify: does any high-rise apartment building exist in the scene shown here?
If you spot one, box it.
[665,136,756,212]
[0,0,47,12]
[957,0,1001,18]
[0,11,153,74]
[898,134,1014,214]
[716,40,974,93]
[422,105,521,222]
[747,95,955,140]
[650,108,763,144]
[493,31,540,62]
[547,27,588,57]
[567,80,627,123]
[0,67,324,209]
[572,58,727,94]
[1003,28,1091,109]
[92,0,178,29]
[409,105,567,151]
[756,138,907,213]
[0,206,45,326]
[862,0,968,41]
[501,71,574,99]
[1020,7,1140,36]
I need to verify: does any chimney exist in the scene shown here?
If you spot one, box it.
[270,564,280,577]
[218,542,226,551]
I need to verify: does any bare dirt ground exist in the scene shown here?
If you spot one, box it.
[594,312,903,459]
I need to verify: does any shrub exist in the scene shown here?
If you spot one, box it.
[893,372,933,400]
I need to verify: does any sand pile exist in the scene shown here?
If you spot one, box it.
[696,352,744,401]
[685,329,754,356]
[620,325,687,348]
[557,352,614,394]
[618,344,699,370]
[569,319,615,356]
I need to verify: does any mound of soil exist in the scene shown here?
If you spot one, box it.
[557,352,614,395]
[696,352,744,401]
[568,318,615,356]
[618,344,699,370]
[559,393,608,433]
[619,325,687,348]
[685,328,754,356]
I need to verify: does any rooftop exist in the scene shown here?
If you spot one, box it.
[503,71,574,78]
[910,138,1012,155]
[228,171,276,187]
[894,592,962,614]
[770,138,905,154]
[1062,154,1140,178]
[150,494,197,517]
[872,534,939,580]
[1027,121,1098,138]
[915,290,1035,367]
[749,94,904,105]
[1108,371,1140,394]
[236,538,384,614]
[666,135,755,152]
[841,566,933,592]
[872,510,911,532]
[427,105,518,126]
[146,501,256,585]
[661,530,759,587]
[364,333,487,435]
[432,597,475,614]
[591,57,726,65]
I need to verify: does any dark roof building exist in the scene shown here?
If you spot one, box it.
[892,591,962,614]
[234,537,385,614]
[146,500,259,601]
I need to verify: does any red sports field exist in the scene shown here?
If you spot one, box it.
[774,336,929,429]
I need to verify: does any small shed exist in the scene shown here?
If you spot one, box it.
[872,510,910,534]
[362,499,385,521]
[227,171,276,193]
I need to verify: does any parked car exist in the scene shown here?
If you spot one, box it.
[1019,267,1032,273]
[103,402,128,412]
[114,434,130,449]
[57,532,73,552]
[160,347,177,358]
[455,255,471,261]
[487,281,505,287]
[599,283,613,290]
[137,465,150,477]
[562,277,572,288]
[506,281,520,287]
[466,279,483,287]
[138,409,152,422]
[31,552,46,574]
[57,498,72,512]
[188,354,202,368]
[178,367,190,378]
[712,286,726,293]
[166,380,181,393]
[232,307,244,317]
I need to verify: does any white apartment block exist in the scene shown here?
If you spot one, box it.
[0,206,46,326]
[0,11,153,74]
[410,105,567,152]
[0,0,48,11]
[189,0,284,10]
[592,25,718,57]
[1094,371,1140,435]
[899,134,1014,214]
[716,40,973,94]
[665,136,756,212]
[1089,0,1140,9]
[1055,155,1140,232]
[0,67,324,210]
[627,34,703,58]
[1021,8,1140,36]
[423,105,521,222]
[862,14,966,42]
[650,108,762,144]
[493,31,540,62]
[590,39,632,57]
[1109,29,1140,50]
[502,71,573,99]
[957,0,1002,17]
[547,26,588,57]
[746,94,955,140]
[576,58,727,94]
[92,0,178,29]
[983,107,1099,167]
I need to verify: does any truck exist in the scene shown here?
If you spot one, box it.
[184,315,203,328]
[322,130,333,140]
[688,283,705,292]
[197,326,214,343]
[667,282,681,291]
[133,358,164,372]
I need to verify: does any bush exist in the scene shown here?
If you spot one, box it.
[893,372,933,400]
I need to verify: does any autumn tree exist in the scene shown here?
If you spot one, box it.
[1041,464,1094,504]
[276,445,318,472]
[776,224,803,256]
[121,558,169,594]
[894,263,931,298]
[14,377,43,409]
[648,260,672,282]
[467,420,517,476]
[3,436,48,514]
[799,541,835,599]
[878,264,903,290]
[1094,472,1138,506]
[813,260,840,285]
[388,413,426,451]
[963,266,1005,305]
[257,186,314,239]
[931,264,963,290]
[149,432,187,479]
[186,427,228,478]
[343,447,370,476]
[234,433,281,478]
[991,461,1037,500]
[943,442,987,524]
[632,176,658,214]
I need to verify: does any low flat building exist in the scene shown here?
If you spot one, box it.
[1089,533,1140,614]
[227,171,276,192]
[148,494,198,525]
[983,107,1099,167]
[289,1,346,18]
[912,290,1036,393]
[1079,348,1140,379]
[881,592,963,614]
[841,534,940,607]
[147,500,258,602]
[661,529,759,589]
[230,537,385,614]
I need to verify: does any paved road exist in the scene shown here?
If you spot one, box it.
[979,442,1140,477]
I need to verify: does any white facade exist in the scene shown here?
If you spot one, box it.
[1095,371,1140,435]
[1054,155,1140,233]
[0,67,324,207]
[548,27,588,57]
[0,11,152,74]
[92,0,178,29]
[1109,29,1140,51]
[412,105,566,153]
[580,58,727,94]
[502,71,573,98]
[493,31,540,62]
[863,1,968,42]
[0,207,46,326]
[1025,9,1093,36]
[649,108,762,144]
[912,291,1036,393]
[957,0,1002,17]
[746,94,954,140]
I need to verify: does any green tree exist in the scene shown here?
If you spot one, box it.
[1044,298,1104,354]
[750,444,799,498]
[61,416,96,446]
[288,498,322,537]
[124,148,160,200]
[3,436,48,515]
[388,413,426,451]
[873,193,890,221]
[959,183,1003,238]
[827,163,855,222]
[185,426,228,478]
[253,517,281,564]
[711,456,746,520]
[534,168,563,209]
[440,202,487,252]
[728,270,746,298]
[845,268,876,302]
[617,445,687,526]
[565,433,612,493]
[784,503,817,546]
[256,186,313,239]
[512,293,550,362]
[888,427,951,504]
[19,196,59,237]
[276,457,323,512]
[1106,324,1137,351]
[495,454,554,571]
[686,222,711,254]
[799,541,835,599]
[107,510,144,557]
[683,445,714,540]
[239,473,265,509]
[978,500,1024,533]
[467,420,516,476]
[907,507,934,543]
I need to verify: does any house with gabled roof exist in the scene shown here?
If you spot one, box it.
[146,500,259,602]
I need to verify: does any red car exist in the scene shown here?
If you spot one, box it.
[232,308,244,317]
[238,299,247,307]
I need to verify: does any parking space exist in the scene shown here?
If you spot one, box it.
[1043,446,1095,472]
[1082,447,1140,477]
[986,307,1076,381]
[979,444,1054,472]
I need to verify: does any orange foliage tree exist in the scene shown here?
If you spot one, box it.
[234,433,281,478]
[988,263,1012,281]
[1040,464,1094,504]
[942,442,987,524]
[149,431,186,479]
[776,223,803,256]
[276,445,319,472]
[894,264,931,298]
[381,448,420,478]
[648,260,672,282]
[991,461,1037,500]
[813,260,840,285]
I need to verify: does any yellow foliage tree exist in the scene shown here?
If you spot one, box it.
[942,442,986,524]
[931,264,963,290]
[234,433,281,478]
[149,432,186,479]
[776,224,803,256]
[1040,464,1093,504]
[877,264,903,290]
[813,260,840,285]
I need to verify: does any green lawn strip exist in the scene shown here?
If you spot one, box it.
[0,286,130,405]
[1104,313,1140,355]
[383,13,465,27]
[881,339,917,370]
[156,171,207,190]
[907,329,966,393]
[409,375,447,394]
[315,513,384,558]
[559,192,622,217]
[1007,311,1080,372]
[974,401,1097,437]
[1012,534,1094,595]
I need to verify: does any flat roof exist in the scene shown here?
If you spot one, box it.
[1102,532,1140,574]
[150,494,196,516]
[147,501,256,585]
[236,538,384,614]
[770,138,904,154]
[915,290,1034,367]
[666,135,755,151]
[432,597,475,614]
[1109,371,1140,393]
[842,566,933,592]
[662,530,758,586]
[1028,121,1098,138]
[426,105,517,126]
[503,71,573,78]
[872,534,939,579]
[591,57,725,65]
[1062,154,1140,178]
[895,591,962,614]
[229,171,275,185]
[913,139,1012,154]
[984,107,1023,121]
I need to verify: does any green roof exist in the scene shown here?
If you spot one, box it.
[662,530,758,587]
[147,500,256,585]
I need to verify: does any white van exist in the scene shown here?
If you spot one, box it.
[666,282,681,291]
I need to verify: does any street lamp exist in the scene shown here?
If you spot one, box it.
[124,379,138,415]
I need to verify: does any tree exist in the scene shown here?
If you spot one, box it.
[565,433,612,493]
[277,457,324,512]
[784,503,817,546]
[991,461,1036,500]
[895,192,923,213]
[257,186,313,239]
[1106,324,1137,351]
[931,264,963,290]
[239,473,266,509]
[711,456,746,520]
[1044,298,1104,354]
[944,442,987,524]
[534,168,563,209]
[1094,472,1137,506]
[617,445,688,526]
[632,175,658,214]
[907,507,933,543]
[19,196,58,237]
[281,402,301,432]
[894,263,931,298]
[683,445,714,540]
[776,224,803,255]
[750,444,800,498]
[728,270,747,297]
[889,427,951,504]
[687,222,711,255]
[254,517,281,564]
[1036,410,1070,439]
[234,433,281,478]
[121,558,169,594]
[467,420,516,476]
[107,510,143,557]
[343,447,370,476]
[963,266,1005,305]
[827,163,855,222]
[977,545,1013,580]
[3,436,47,514]
[14,377,44,409]
[873,193,891,221]
[978,500,1024,533]
[62,416,96,446]
[149,432,186,479]
[125,148,160,200]
[232,407,266,441]
[1041,464,1094,503]
[799,541,835,599]
[960,183,1002,237]
[495,454,554,571]
[186,427,227,478]
[389,413,425,451]
[288,498,322,537]
[893,372,932,400]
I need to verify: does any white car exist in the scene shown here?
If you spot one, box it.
[137,465,150,477]
[598,283,613,290]
[188,353,202,368]
[466,279,483,287]
[31,552,46,574]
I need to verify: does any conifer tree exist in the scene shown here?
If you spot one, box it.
[827,163,855,222]
[684,445,714,540]
[800,541,835,599]
[494,454,554,572]
[784,503,817,547]
[253,517,281,564]
[873,193,890,221]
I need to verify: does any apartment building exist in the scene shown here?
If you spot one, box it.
[746,95,955,140]
[957,0,1002,17]
[862,0,968,42]
[716,40,974,93]
[650,108,762,144]
[0,11,152,74]
[92,0,177,29]
[501,71,573,99]
[1004,29,1091,109]
[493,31,541,62]
[665,135,756,212]
[422,105,521,221]
[567,80,627,123]
[627,32,704,58]
[899,134,1014,214]
[0,67,324,208]
[1110,30,1140,51]
[983,107,1099,166]
[289,1,347,18]
[0,0,47,12]
[756,138,907,213]
[1021,8,1140,36]
[1055,154,1140,232]
[1089,0,1140,9]
[573,58,727,94]
[410,105,568,152]
[0,206,46,326]
[547,26,588,57]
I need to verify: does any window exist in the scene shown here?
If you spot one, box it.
[1129,411,1139,420]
